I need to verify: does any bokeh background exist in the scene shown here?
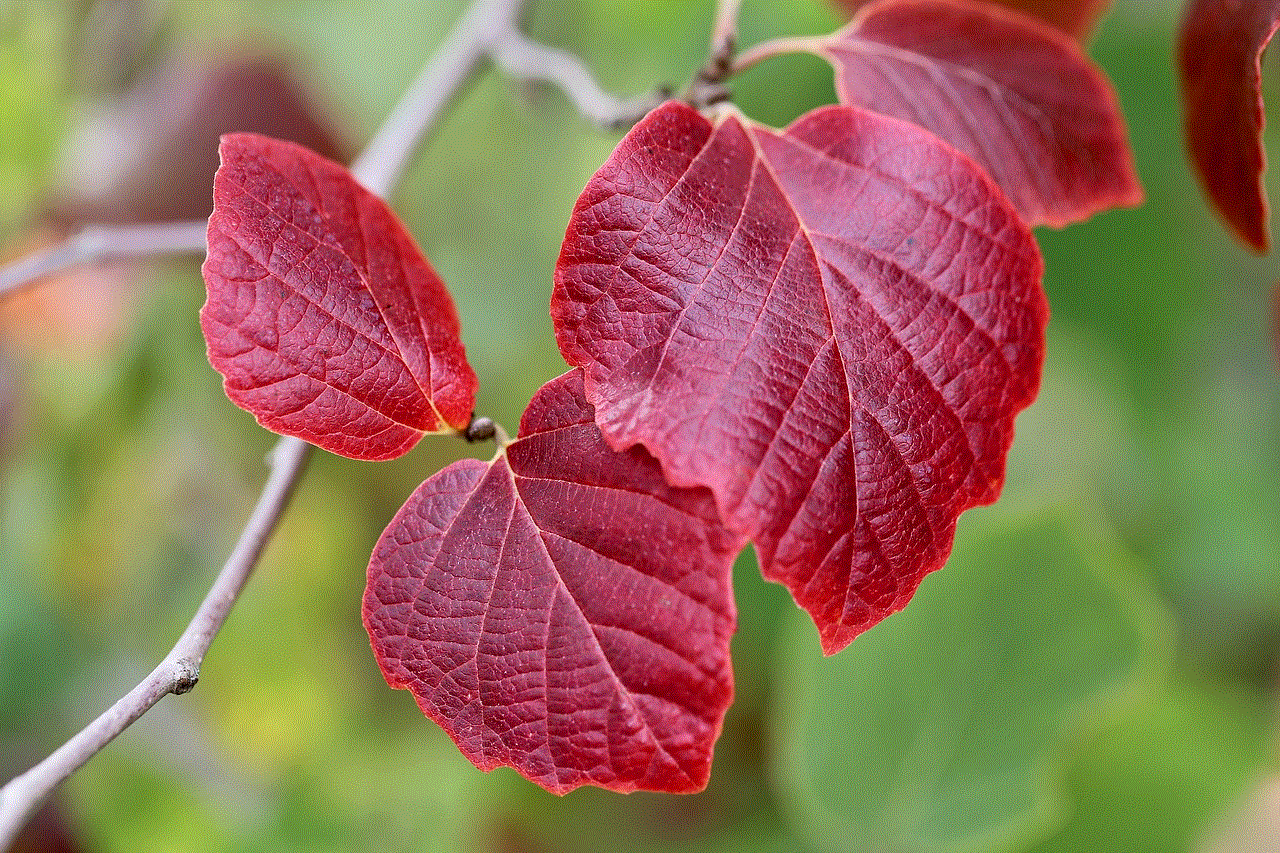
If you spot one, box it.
[1,2,1277,851]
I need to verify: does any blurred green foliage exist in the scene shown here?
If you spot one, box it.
[1,2,1277,852]
[774,506,1170,853]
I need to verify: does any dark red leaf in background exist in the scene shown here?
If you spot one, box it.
[815,0,1141,227]
[364,370,742,794]
[1178,0,1280,253]
[201,133,476,460]
[51,57,347,226]
[831,0,1111,42]
[553,101,1046,653]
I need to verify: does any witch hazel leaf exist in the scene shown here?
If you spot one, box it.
[811,0,1141,227]
[553,101,1047,654]
[201,133,476,460]
[830,0,1112,43]
[363,370,743,795]
[1178,0,1280,253]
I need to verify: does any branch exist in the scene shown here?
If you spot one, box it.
[0,436,312,847]
[0,0,528,846]
[0,220,208,300]
[685,0,744,110]
[709,0,744,66]
[349,0,525,196]
[488,26,665,129]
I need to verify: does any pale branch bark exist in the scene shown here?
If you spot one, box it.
[488,25,665,129]
[709,0,744,68]
[0,220,208,300]
[0,0,644,297]
[0,436,312,847]
[685,0,744,110]
[350,0,525,196]
[0,0,531,846]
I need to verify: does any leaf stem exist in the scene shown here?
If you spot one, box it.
[0,0,530,846]
[730,34,829,76]
[0,220,208,301]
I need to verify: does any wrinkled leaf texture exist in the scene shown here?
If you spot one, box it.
[364,370,743,794]
[553,101,1048,653]
[831,0,1112,42]
[1178,0,1280,253]
[201,133,476,460]
[813,0,1141,227]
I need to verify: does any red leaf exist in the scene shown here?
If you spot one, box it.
[815,0,1141,227]
[830,0,1111,42]
[363,370,743,794]
[201,133,476,460]
[1178,0,1280,253]
[552,101,1047,653]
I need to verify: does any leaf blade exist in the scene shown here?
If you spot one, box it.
[363,370,743,794]
[1178,0,1280,253]
[818,0,1141,227]
[553,101,1047,653]
[200,133,476,460]
[831,0,1113,42]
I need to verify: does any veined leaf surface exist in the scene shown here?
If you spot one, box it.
[201,133,476,460]
[815,0,1141,227]
[553,101,1047,653]
[364,370,743,794]
[832,0,1112,42]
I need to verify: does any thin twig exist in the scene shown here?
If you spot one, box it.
[0,220,208,300]
[709,0,744,66]
[0,0,528,846]
[488,26,664,129]
[685,0,744,110]
[350,0,526,197]
[0,436,311,847]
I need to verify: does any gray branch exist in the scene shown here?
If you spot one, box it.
[488,26,664,129]
[0,220,208,300]
[0,436,312,847]
[0,0,529,846]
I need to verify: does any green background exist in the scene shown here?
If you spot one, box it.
[1,1,1276,851]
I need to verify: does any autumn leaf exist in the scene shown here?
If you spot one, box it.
[201,133,476,460]
[1178,0,1280,253]
[830,0,1112,42]
[363,370,743,794]
[813,0,1141,227]
[553,101,1047,653]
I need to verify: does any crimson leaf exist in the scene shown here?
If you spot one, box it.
[812,0,1141,227]
[1178,0,1280,253]
[363,370,743,794]
[201,133,476,460]
[553,101,1047,653]
[831,0,1112,42]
